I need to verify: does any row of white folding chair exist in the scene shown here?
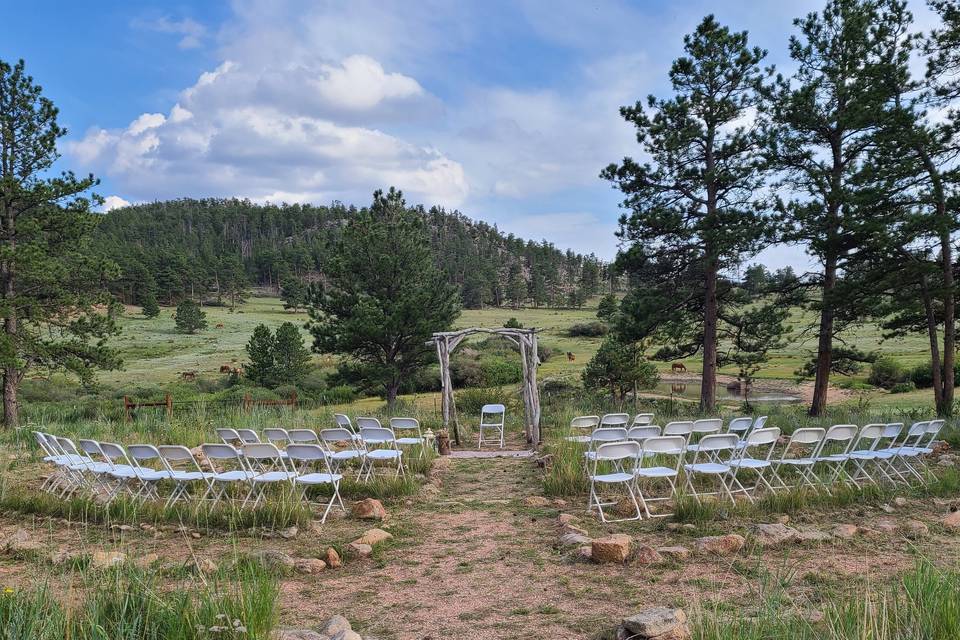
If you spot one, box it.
[566,413,654,443]
[588,428,782,522]
[335,415,427,458]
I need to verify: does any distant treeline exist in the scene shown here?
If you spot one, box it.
[93,198,611,309]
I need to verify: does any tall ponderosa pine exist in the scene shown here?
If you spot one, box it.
[174,299,207,334]
[603,16,775,410]
[771,0,906,416]
[245,324,276,387]
[273,322,311,386]
[0,59,120,428]
[307,188,460,408]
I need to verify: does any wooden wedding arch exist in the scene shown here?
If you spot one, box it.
[429,327,542,446]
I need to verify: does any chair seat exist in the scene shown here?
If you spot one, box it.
[729,458,770,469]
[684,462,730,474]
[132,469,170,481]
[169,470,212,481]
[590,472,634,483]
[850,450,892,460]
[635,466,677,478]
[396,437,424,446]
[330,450,364,460]
[884,447,919,457]
[296,472,342,485]
[366,449,402,460]
[779,458,815,466]
[212,470,256,482]
[106,466,141,479]
[252,471,297,483]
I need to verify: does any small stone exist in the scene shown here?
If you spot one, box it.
[560,523,589,537]
[523,496,550,508]
[633,545,664,565]
[794,529,833,543]
[894,497,908,508]
[249,550,295,572]
[354,528,393,547]
[832,524,859,539]
[873,519,898,534]
[279,526,299,540]
[274,630,327,640]
[752,523,799,547]
[294,558,327,574]
[557,513,577,526]
[622,606,690,639]
[577,545,592,561]
[352,498,387,520]
[881,504,895,514]
[194,558,218,573]
[592,534,631,564]
[347,542,372,558]
[90,550,127,569]
[1,528,39,553]
[943,510,960,530]
[49,547,80,565]
[325,547,342,569]
[190,531,201,539]
[331,632,362,640]
[657,546,691,561]
[559,533,593,547]
[902,520,929,538]
[775,515,791,525]
[321,615,352,637]
[136,553,159,567]
[553,498,567,507]
[694,534,745,556]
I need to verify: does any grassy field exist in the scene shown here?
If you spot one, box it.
[91,295,938,413]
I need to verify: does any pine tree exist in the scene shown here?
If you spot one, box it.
[280,276,308,312]
[273,322,311,385]
[307,188,460,407]
[245,323,276,387]
[0,58,121,427]
[174,299,207,334]
[603,16,775,411]
[582,337,659,403]
[597,293,619,322]
[141,291,160,318]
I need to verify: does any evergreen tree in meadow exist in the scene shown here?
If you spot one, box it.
[603,16,776,411]
[280,276,308,312]
[770,0,910,415]
[245,324,276,387]
[582,336,659,403]
[141,291,160,319]
[174,299,207,334]
[273,322,311,386]
[306,188,460,407]
[597,293,619,322]
[0,58,120,427]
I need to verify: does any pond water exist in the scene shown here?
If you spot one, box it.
[649,381,802,404]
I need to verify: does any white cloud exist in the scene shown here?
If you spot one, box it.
[134,15,207,49]
[101,195,131,211]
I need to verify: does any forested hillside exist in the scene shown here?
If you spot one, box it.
[93,198,608,309]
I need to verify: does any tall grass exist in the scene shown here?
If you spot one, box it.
[694,561,960,640]
[0,562,278,639]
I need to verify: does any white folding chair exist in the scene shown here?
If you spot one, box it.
[117,443,171,501]
[632,413,655,427]
[77,439,126,497]
[89,441,144,501]
[389,417,426,458]
[216,428,242,445]
[811,424,859,488]
[727,417,754,447]
[584,427,629,464]
[771,428,825,491]
[478,404,506,448]
[587,440,643,523]
[263,428,290,449]
[49,436,99,497]
[200,443,256,504]
[683,434,740,504]
[157,445,214,507]
[727,427,780,502]
[882,421,930,484]
[359,426,404,480]
[634,435,686,518]
[663,421,694,439]
[753,416,769,430]
[910,419,946,477]
[565,415,600,444]
[236,429,261,444]
[33,432,75,495]
[846,424,896,486]
[286,444,344,523]
[334,413,356,432]
[627,425,661,445]
[686,418,723,453]
[288,428,321,444]
[241,443,296,507]
[600,413,630,428]
[320,427,366,480]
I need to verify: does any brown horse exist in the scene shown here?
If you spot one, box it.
[671,362,687,374]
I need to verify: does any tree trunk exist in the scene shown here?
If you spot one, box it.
[919,275,945,413]
[701,258,718,412]
[385,381,399,409]
[939,227,955,416]
[810,254,837,416]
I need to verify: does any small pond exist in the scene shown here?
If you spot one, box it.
[648,381,802,404]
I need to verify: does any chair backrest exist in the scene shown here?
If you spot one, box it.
[851,423,887,451]
[742,427,781,460]
[241,443,288,473]
[77,439,104,458]
[882,422,904,439]
[201,443,242,461]
[360,426,398,448]
[481,405,506,426]
[925,419,947,444]
[600,413,629,427]
[632,413,655,426]
[754,416,768,429]
[663,421,694,437]
[692,418,723,434]
[815,424,858,458]
[126,443,161,463]
[236,429,261,444]
[696,433,739,451]
[570,415,600,430]
[33,431,57,457]
[627,425,661,442]
[778,428,825,462]
[389,417,420,433]
[590,427,628,444]
[158,445,206,474]
[56,437,83,457]
[285,444,333,473]
[216,428,240,444]
[263,427,290,443]
[320,427,356,445]
[727,417,753,434]
[287,428,320,444]
[356,417,382,431]
[334,413,355,431]
[593,440,641,463]
[641,435,686,455]
[99,441,132,465]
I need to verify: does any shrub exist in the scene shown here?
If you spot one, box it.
[890,381,915,394]
[322,384,357,405]
[567,321,609,337]
[868,357,909,389]
[503,317,523,329]
[911,362,934,389]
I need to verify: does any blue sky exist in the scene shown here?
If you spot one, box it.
[1,0,939,269]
